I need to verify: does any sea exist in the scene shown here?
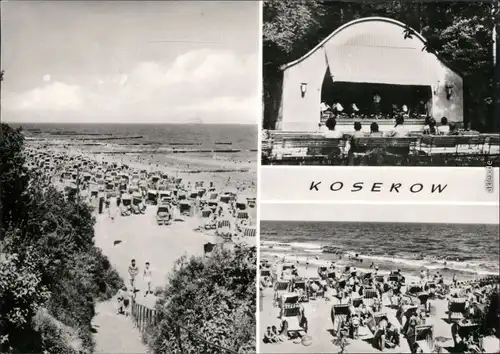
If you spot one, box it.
[14,123,258,151]
[261,221,499,280]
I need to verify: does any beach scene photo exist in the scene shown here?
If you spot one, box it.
[259,203,500,353]
[1,1,258,353]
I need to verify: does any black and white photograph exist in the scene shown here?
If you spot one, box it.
[1,2,258,353]
[262,1,500,166]
[259,202,500,353]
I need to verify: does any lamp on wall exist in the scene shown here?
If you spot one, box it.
[300,83,307,98]
[432,80,440,95]
[445,82,453,100]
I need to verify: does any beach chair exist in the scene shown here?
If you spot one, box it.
[417,292,431,315]
[407,283,424,296]
[413,325,434,353]
[247,197,256,208]
[451,321,479,348]
[261,269,271,282]
[448,298,467,321]
[366,312,390,347]
[425,281,437,292]
[317,266,328,279]
[243,227,256,237]
[201,209,214,229]
[307,279,322,300]
[363,288,379,307]
[236,211,250,231]
[398,304,418,329]
[273,281,291,306]
[216,219,232,240]
[293,280,309,302]
[352,298,363,309]
[203,242,216,256]
[331,304,351,337]
[281,303,306,335]
[235,198,247,211]
[179,201,192,216]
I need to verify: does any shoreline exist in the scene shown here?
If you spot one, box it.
[260,248,498,283]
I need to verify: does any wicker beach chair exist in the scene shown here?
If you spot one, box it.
[451,321,479,348]
[331,304,351,337]
[273,281,291,306]
[279,294,306,335]
[293,279,309,302]
[243,227,256,237]
[352,298,363,308]
[417,292,431,315]
[281,304,307,336]
[414,325,434,353]
[363,288,379,307]
[448,298,467,321]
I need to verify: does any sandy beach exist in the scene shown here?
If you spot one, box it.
[26,134,257,308]
[259,256,497,353]
[94,204,216,308]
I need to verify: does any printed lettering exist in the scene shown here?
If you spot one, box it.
[410,183,424,193]
[431,184,447,193]
[351,182,363,192]
[309,181,322,191]
[390,183,401,193]
[330,182,343,191]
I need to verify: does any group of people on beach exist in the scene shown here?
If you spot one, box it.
[261,255,499,353]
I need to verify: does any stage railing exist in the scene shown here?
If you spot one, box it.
[262,131,500,166]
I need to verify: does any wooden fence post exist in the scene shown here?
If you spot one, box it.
[175,324,184,354]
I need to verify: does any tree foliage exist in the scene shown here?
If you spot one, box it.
[0,123,123,353]
[146,244,257,353]
[263,0,499,132]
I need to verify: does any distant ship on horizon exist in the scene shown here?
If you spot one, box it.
[186,117,204,125]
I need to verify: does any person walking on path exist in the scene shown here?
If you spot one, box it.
[128,259,139,292]
[143,261,153,296]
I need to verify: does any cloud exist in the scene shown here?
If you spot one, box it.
[3,49,258,124]
[5,82,83,111]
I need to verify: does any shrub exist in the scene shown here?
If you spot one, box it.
[0,252,51,352]
[32,308,81,354]
[1,123,124,353]
[147,244,256,353]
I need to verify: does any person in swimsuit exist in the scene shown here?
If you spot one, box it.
[128,259,139,291]
[143,261,153,296]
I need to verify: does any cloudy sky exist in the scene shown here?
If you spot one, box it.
[1,1,259,124]
[261,202,500,224]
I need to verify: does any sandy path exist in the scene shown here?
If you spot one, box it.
[93,299,148,353]
[92,205,215,352]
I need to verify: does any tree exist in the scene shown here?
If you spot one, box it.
[1,123,123,353]
[148,244,257,353]
[0,124,30,239]
[0,252,51,352]
[263,0,326,130]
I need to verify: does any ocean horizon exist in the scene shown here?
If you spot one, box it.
[15,122,258,152]
[261,220,499,280]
